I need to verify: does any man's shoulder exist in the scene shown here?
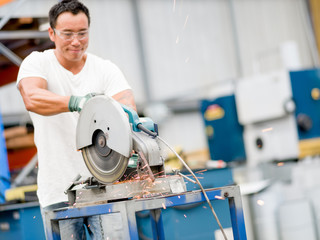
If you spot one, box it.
[87,52,113,65]
[24,49,54,61]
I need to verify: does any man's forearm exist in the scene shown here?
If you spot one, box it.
[20,87,70,116]
[112,89,137,112]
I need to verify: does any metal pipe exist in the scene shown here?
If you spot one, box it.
[0,0,28,66]
[0,30,49,40]
[11,153,37,188]
[0,41,22,66]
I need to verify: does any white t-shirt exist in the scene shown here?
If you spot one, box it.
[17,49,131,207]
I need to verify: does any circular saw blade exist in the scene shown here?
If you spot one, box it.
[82,144,129,184]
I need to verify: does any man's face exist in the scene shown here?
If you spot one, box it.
[49,12,89,63]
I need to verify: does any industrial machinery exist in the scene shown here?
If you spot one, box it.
[201,68,320,240]
[44,95,247,240]
[201,68,320,165]
[66,95,187,206]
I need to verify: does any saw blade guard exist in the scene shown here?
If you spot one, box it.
[76,96,133,184]
[76,95,132,157]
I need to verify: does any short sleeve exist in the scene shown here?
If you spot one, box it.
[103,60,131,97]
[16,51,48,87]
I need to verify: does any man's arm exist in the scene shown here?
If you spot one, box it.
[19,77,137,115]
[18,77,70,116]
[112,89,137,112]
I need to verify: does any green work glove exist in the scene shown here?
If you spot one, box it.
[68,93,97,112]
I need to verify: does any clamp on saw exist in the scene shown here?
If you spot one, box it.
[66,95,186,206]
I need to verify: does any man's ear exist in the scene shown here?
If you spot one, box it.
[48,27,55,42]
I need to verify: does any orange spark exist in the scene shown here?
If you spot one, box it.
[183,15,189,29]
[176,36,180,44]
[257,200,265,206]
[262,127,273,133]
[162,203,166,209]
[196,169,208,174]
[215,195,224,200]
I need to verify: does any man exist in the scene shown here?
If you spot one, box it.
[17,0,136,238]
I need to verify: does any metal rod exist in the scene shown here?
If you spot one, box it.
[0,41,22,66]
[0,30,49,40]
[173,170,196,184]
[11,153,37,188]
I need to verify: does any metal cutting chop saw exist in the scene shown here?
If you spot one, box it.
[66,95,186,206]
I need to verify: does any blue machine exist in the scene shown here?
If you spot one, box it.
[0,112,10,203]
[201,69,320,163]
[290,68,320,140]
[201,95,246,163]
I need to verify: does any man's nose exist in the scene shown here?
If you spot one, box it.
[71,36,81,45]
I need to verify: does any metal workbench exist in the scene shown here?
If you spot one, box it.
[45,185,247,240]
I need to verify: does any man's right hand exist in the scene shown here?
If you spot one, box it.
[68,93,98,112]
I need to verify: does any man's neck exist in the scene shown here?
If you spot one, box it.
[54,50,87,75]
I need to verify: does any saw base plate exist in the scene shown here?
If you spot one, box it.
[67,175,187,207]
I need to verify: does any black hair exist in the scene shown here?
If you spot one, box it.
[49,0,90,29]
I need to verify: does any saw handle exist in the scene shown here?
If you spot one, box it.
[121,104,158,137]
[121,104,141,131]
